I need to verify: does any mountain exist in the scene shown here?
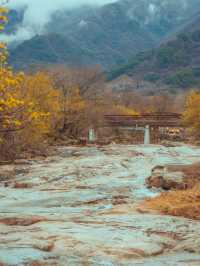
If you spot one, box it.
[7,0,200,70]
[10,34,95,70]
[109,14,200,91]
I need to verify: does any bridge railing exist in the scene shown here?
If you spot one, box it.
[104,113,183,127]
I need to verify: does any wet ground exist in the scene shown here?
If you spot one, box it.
[0,144,200,266]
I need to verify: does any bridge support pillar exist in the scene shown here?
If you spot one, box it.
[144,125,150,145]
[88,128,96,143]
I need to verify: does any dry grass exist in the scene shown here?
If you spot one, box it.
[168,162,200,188]
[145,184,200,220]
[145,163,200,220]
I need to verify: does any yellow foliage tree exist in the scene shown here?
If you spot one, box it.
[0,7,27,133]
[21,72,62,144]
[0,8,62,158]
[115,105,139,116]
[184,90,200,139]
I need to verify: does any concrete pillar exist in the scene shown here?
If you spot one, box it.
[144,125,150,145]
[88,128,96,143]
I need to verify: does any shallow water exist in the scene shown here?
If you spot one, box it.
[0,144,200,265]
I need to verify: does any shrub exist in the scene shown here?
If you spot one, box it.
[184,90,200,139]
[165,69,197,88]
[156,47,188,68]
[144,73,160,83]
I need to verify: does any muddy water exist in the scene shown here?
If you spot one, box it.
[0,144,200,266]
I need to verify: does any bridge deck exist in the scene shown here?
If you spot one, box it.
[104,113,183,128]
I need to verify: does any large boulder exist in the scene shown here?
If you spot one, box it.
[147,165,186,190]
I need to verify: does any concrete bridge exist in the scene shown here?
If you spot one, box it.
[89,112,183,144]
[104,113,182,128]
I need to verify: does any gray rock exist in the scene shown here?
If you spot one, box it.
[147,165,186,190]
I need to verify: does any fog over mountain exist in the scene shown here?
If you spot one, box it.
[4,0,200,71]
[3,0,117,44]
[4,0,200,45]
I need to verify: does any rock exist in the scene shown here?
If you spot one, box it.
[0,165,15,181]
[33,241,54,252]
[161,141,183,147]
[13,182,33,189]
[0,216,47,226]
[14,159,32,165]
[41,176,50,181]
[147,165,186,190]
[15,167,30,175]
[29,259,58,266]
[112,195,129,205]
[174,232,200,253]
[29,262,43,266]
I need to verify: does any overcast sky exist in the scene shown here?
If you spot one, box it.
[7,0,117,14]
[1,0,117,44]
[7,0,117,26]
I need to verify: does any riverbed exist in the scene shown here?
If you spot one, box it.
[0,144,200,265]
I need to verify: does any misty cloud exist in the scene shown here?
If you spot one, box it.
[148,3,157,15]
[2,0,117,44]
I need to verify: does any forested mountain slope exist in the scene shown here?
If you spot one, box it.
[109,15,200,90]
[7,0,200,69]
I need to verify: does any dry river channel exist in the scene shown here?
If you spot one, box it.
[0,144,200,266]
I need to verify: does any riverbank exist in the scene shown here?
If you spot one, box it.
[145,162,200,220]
